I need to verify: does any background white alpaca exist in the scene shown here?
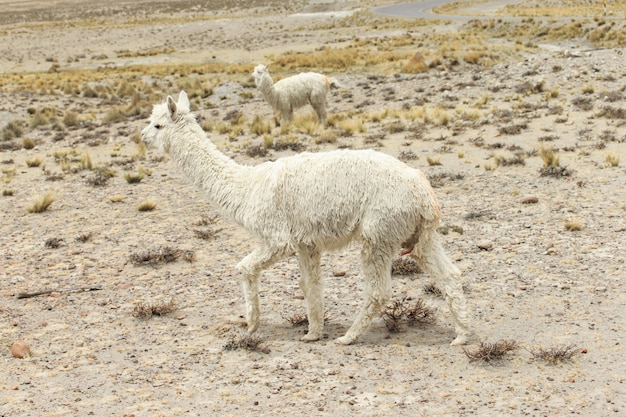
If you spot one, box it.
[252,64,331,126]
[141,91,471,345]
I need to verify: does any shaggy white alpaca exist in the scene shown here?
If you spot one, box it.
[141,91,471,346]
[252,64,331,126]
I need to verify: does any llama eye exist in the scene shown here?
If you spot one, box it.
[154,124,162,130]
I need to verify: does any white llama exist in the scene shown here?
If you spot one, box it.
[141,91,471,346]
[252,64,331,126]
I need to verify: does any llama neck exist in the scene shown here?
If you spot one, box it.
[167,121,250,222]
[258,74,278,104]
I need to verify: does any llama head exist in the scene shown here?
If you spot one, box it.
[141,91,191,153]
[252,64,269,87]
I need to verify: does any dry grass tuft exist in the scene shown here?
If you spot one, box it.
[129,246,195,265]
[564,218,583,231]
[137,200,157,211]
[27,192,56,213]
[463,339,519,363]
[25,157,43,167]
[133,299,177,318]
[529,344,578,365]
[604,153,619,167]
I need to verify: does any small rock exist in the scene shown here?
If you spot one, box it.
[521,196,539,204]
[477,241,493,251]
[332,271,347,277]
[11,341,31,359]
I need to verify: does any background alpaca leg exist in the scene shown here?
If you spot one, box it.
[314,104,327,127]
[236,245,286,334]
[410,233,471,345]
[296,246,324,342]
[280,109,293,126]
[335,244,393,345]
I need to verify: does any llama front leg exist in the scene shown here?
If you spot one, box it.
[236,245,285,334]
[296,246,323,342]
[335,245,392,345]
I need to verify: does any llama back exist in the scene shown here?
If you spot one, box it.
[243,149,440,249]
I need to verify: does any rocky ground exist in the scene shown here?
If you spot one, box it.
[1,1,625,416]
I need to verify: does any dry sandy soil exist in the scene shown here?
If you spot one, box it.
[1,1,625,416]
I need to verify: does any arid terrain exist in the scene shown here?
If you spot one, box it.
[1,1,625,416]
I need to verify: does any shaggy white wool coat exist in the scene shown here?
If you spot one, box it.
[141,91,471,345]
[252,64,330,126]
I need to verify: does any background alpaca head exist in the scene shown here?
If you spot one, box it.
[252,64,269,87]
[141,91,191,153]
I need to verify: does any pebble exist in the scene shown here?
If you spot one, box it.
[521,196,539,204]
[477,241,493,251]
[11,341,32,359]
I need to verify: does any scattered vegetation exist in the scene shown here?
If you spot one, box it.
[380,297,436,332]
[529,344,578,365]
[463,339,519,363]
[564,217,583,231]
[137,200,157,211]
[44,237,64,249]
[391,257,422,275]
[129,246,195,265]
[27,192,56,213]
[192,215,223,240]
[223,335,269,354]
[25,157,43,167]
[604,153,619,167]
[133,299,177,318]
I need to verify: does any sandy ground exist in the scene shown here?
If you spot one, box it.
[1,1,625,416]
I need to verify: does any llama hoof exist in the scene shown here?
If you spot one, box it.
[300,333,321,342]
[450,334,470,346]
[334,336,355,346]
[247,323,259,335]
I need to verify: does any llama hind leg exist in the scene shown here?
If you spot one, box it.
[335,245,393,345]
[411,233,471,345]
[236,245,286,334]
[296,246,324,342]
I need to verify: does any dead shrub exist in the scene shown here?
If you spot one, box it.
[223,335,269,354]
[133,299,177,318]
[129,246,195,265]
[463,339,519,363]
[391,257,422,275]
[381,297,435,332]
[529,344,578,365]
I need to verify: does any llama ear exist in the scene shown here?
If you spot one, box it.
[178,91,190,111]
[167,96,177,118]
